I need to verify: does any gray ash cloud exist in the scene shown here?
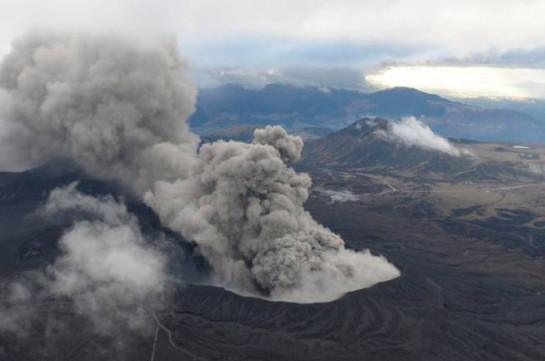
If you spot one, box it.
[0,31,399,303]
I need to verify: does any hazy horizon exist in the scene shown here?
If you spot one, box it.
[2,0,545,99]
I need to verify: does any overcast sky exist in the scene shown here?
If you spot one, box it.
[2,0,545,97]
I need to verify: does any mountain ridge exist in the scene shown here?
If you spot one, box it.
[191,84,545,143]
[302,117,475,175]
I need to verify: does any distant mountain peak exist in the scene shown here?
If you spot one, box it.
[382,86,435,94]
[348,117,390,135]
[303,117,475,174]
[191,83,545,143]
[372,86,444,99]
[370,87,453,104]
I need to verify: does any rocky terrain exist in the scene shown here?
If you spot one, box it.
[1,122,545,360]
[304,117,545,183]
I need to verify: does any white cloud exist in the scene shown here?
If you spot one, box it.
[2,1,545,97]
[367,65,545,99]
[378,117,466,156]
[195,67,368,91]
[0,183,168,336]
[1,0,545,60]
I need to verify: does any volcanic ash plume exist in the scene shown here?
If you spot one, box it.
[145,126,400,302]
[0,32,399,303]
[0,32,199,192]
[0,183,166,336]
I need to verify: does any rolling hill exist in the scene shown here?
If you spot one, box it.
[191,84,545,143]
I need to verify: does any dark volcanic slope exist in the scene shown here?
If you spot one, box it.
[0,162,153,277]
[303,117,474,175]
[1,163,545,360]
[152,192,545,361]
[190,84,545,143]
[0,161,203,280]
[302,117,545,183]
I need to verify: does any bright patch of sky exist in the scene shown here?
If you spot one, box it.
[367,66,545,99]
[1,0,545,97]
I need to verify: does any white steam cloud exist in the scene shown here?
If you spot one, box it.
[195,67,369,92]
[0,183,166,336]
[378,116,465,156]
[0,31,399,303]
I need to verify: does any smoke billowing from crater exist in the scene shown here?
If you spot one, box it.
[146,126,399,302]
[0,31,399,303]
[0,183,167,337]
[377,116,469,157]
[0,32,199,191]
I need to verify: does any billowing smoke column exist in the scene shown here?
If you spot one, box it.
[146,126,399,301]
[44,184,167,332]
[0,32,199,191]
[0,183,167,337]
[0,32,399,302]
